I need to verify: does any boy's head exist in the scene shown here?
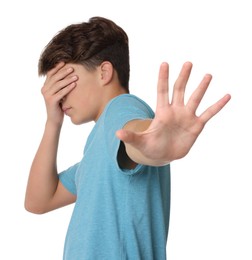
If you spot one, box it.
[38,16,130,92]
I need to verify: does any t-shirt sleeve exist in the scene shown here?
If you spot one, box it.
[58,162,80,195]
[103,95,154,175]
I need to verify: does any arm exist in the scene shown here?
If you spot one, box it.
[116,62,231,166]
[25,63,78,214]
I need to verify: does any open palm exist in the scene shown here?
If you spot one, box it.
[117,62,231,166]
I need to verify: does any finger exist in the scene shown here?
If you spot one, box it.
[186,74,212,114]
[46,62,65,78]
[42,75,78,97]
[55,82,77,103]
[116,129,140,145]
[199,94,231,123]
[42,62,77,93]
[44,64,74,89]
[55,75,78,94]
[55,66,75,82]
[156,62,169,108]
[171,62,192,105]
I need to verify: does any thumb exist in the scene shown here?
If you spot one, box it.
[116,129,139,144]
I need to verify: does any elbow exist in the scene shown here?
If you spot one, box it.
[24,199,48,215]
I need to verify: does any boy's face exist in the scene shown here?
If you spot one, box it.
[61,63,104,124]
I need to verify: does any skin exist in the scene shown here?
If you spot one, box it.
[117,62,231,166]
[24,61,231,214]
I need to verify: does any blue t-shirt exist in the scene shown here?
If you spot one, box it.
[59,94,171,260]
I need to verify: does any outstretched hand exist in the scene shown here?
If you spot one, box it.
[116,62,231,166]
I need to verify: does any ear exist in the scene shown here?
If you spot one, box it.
[100,61,114,85]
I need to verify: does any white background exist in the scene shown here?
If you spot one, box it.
[1,0,251,259]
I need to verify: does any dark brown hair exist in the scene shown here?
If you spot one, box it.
[38,16,130,91]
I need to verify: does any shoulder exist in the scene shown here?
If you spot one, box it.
[104,94,154,119]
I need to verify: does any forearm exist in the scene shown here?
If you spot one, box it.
[125,142,170,167]
[125,144,164,167]
[25,121,62,213]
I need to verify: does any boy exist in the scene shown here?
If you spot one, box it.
[25,16,231,259]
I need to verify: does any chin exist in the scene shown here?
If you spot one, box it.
[70,118,84,125]
[70,117,92,125]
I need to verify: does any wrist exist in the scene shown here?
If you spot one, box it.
[45,119,63,132]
